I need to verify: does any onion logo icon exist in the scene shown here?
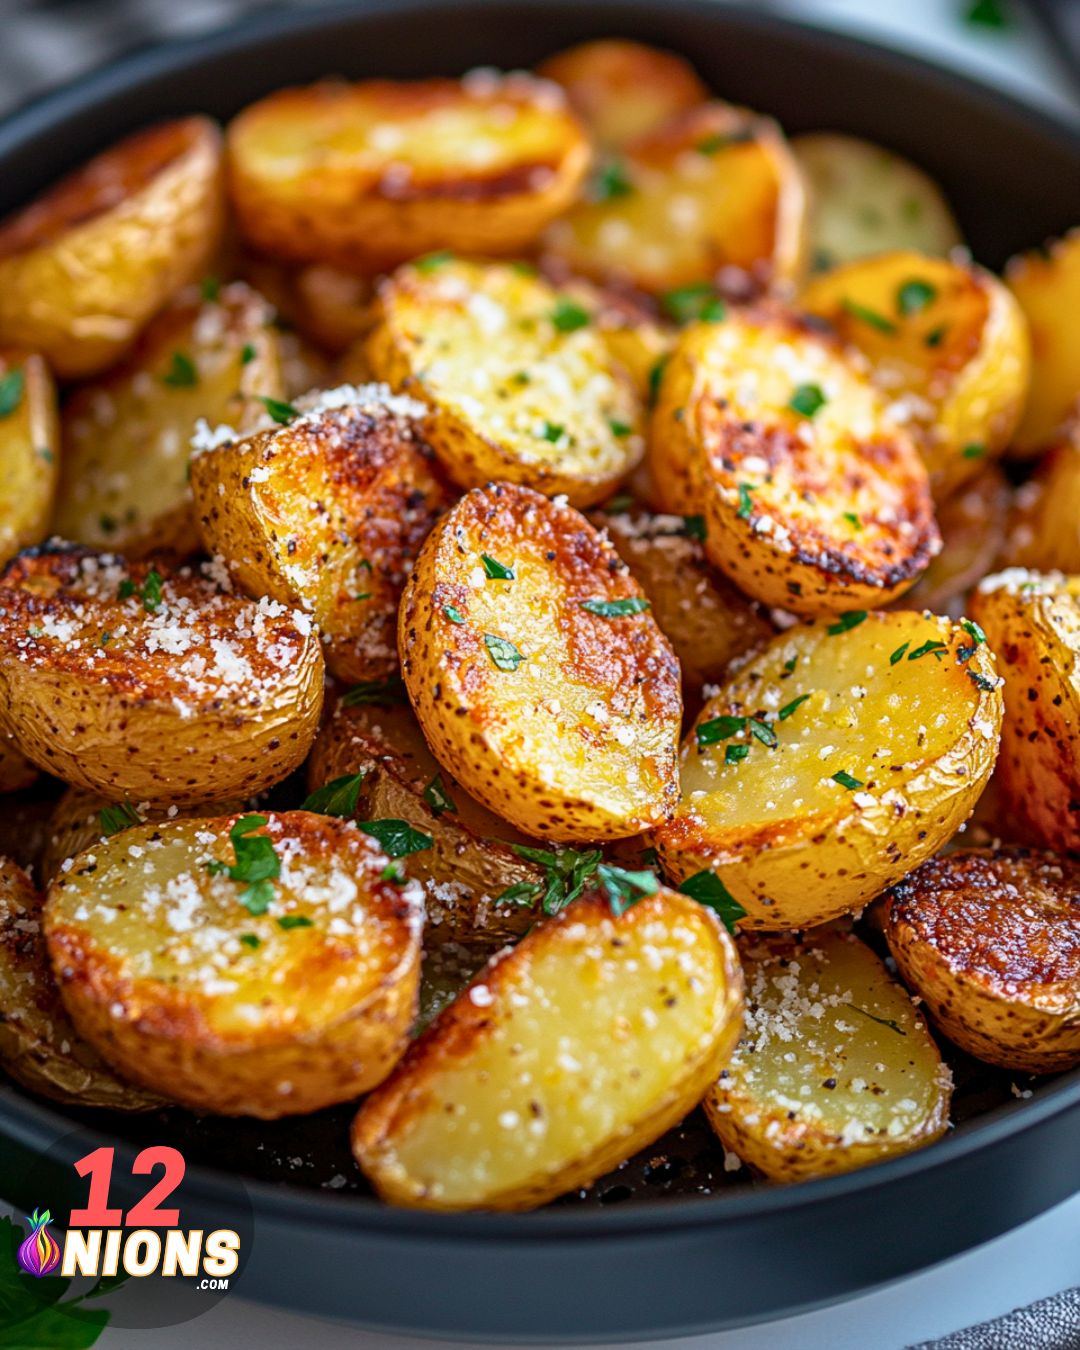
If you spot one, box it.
[17,1208,61,1278]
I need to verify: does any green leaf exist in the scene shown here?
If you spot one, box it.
[683,515,706,542]
[832,770,863,790]
[551,298,590,333]
[697,714,745,746]
[98,801,141,836]
[509,844,604,916]
[725,743,749,765]
[965,0,1010,29]
[84,1272,132,1301]
[737,483,755,519]
[484,633,525,671]
[607,418,633,438]
[962,443,986,460]
[908,639,948,661]
[789,383,826,417]
[301,772,366,817]
[924,324,948,348]
[778,694,810,720]
[696,127,755,155]
[845,1002,906,1035]
[678,871,746,933]
[579,596,650,618]
[277,914,314,931]
[258,395,299,425]
[660,283,724,325]
[497,880,544,906]
[200,275,221,302]
[480,553,515,580]
[539,420,565,443]
[341,677,408,706]
[140,569,162,613]
[596,864,659,917]
[239,933,261,950]
[841,298,897,335]
[423,773,456,817]
[0,370,25,420]
[0,1303,110,1348]
[591,159,633,201]
[443,604,465,625]
[748,717,777,748]
[827,610,867,636]
[239,879,275,915]
[648,354,670,406]
[162,351,198,388]
[896,279,937,315]
[357,818,433,858]
[890,642,909,665]
[240,343,256,366]
[962,619,986,645]
[415,250,454,273]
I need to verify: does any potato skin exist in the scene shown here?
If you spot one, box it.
[400,483,682,842]
[0,352,58,568]
[0,734,37,793]
[970,570,1080,852]
[352,887,743,1210]
[0,856,164,1109]
[1001,425,1080,574]
[655,611,1004,930]
[0,118,225,377]
[1007,228,1080,453]
[886,848,1080,1073]
[45,811,423,1117]
[191,386,449,684]
[706,928,950,1180]
[227,75,589,270]
[0,548,324,806]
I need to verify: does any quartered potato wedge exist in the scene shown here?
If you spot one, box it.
[651,305,939,613]
[545,101,806,297]
[191,384,449,684]
[706,927,950,1181]
[400,483,682,842]
[53,281,283,560]
[0,118,225,377]
[0,352,59,568]
[654,611,1004,930]
[887,848,1080,1073]
[352,887,743,1210]
[227,73,589,270]
[971,570,1080,852]
[1006,229,1080,453]
[802,251,1031,498]
[1002,425,1080,574]
[45,811,423,1117]
[309,692,544,949]
[537,38,708,149]
[0,856,164,1109]
[0,549,324,806]
[594,508,774,690]
[792,133,963,272]
[367,257,645,507]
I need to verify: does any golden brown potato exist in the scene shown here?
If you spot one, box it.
[970,570,1080,852]
[0,734,37,793]
[400,483,682,842]
[0,352,58,567]
[544,101,807,297]
[887,847,1080,1073]
[554,277,675,403]
[593,508,774,689]
[1007,229,1080,452]
[898,463,1009,614]
[227,73,589,270]
[0,118,225,377]
[0,549,324,807]
[52,282,283,560]
[654,611,1004,930]
[366,257,645,508]
[792,133,963,272]
[706,927,949,1180]
[191,385,449,684]
[0,856,164,1109]
[801,251,1031,498]
[237,250,376,356]
[537,39,707,149]
[650,305,938,613]
[45,811,422,1117]
[352,886,743,1210]
[1001,425,1080,573]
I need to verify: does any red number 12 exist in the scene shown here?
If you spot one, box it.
[70,1145,185,1227]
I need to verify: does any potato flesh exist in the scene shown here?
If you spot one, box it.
[1007,229,1080,452]
[0,352,58,566]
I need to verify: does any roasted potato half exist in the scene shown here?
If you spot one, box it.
[400,483,682,842]
[594,508,774,690]
[0,352,59,567]
[0,118,225,377]
[1007,229,1080,453]
[53,282,283,560]
[366,257,645,507]
[537,39,708,149]
[227,73,589,270]
[887,848,1080,1073]
[545,101,806,297]
[651,305,939,613]
[706,928,950,1180]
[0,734,37,794]
[1002,425,1080,574]
[352,886,743,1210]
[970,570,1080,852]
[191,385,448,684]
[654,611,1004,930]
[0,856,164,1109]
[0,549,324,807]
[792,133,963,272]
[309,692,545,948]
[801,251,1031,498]
[45,811,422,1116]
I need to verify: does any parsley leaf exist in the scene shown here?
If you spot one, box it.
[725,743,749,764]
[896,279,937,315]
[118,569,163,613]
[661,283,725,324]
[778,694,810,720]
[162,351,198,387]
[551,298,590,333]
[890,642,909,665]
[209,815,281,916]
[608,418,633,438]
[0,1214,112,1348]
[258,395,299,425]
[505,843,604,915]
[597,864,658,917]
[98,801,141,837]
[827,610,867,636]
[789,383,826,417]
[200,275,221,302]
[683,515,707,542]
[697,714,745,745]
[415,250,454,273]
[341,677,408,706]
[648,354,670,406]
[962,619,986,645]
[908,639,948,661]
[580,596,650,618]
[591,159,633,201]
[239,934,261,950]
[749,718,777,748]
[358,818,433,858]
[484,633,525,671]
[832,770,863,789]
[423,773,456,817]
[678,871,746,933]
[277,915,314,931]
[0,369,25,419]
[300,772,366,817]
[539,420,565,443]
[240,343,256,365]
[480,553,515,580]
[444,604,465,624]
[737,483,755,519]
[962,443,986,460]
[842,298,898,334]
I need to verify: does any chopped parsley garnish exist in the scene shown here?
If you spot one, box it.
[580,596,650,618]
[484,633,525,670]
[382,861,407,884]
[965,0,1009,29]
[444,604,465,624]
[827,610,867,636]
[783,656,798,674]
[258,395,299,424]
[677,870,746,933]
[209,814,281,915]
[300,772,366,817]
[277,915,314,931]
[832,770,863,790]
[592,158,633,200]
[353,591,372,603]
[118,569,163,613]
[962,443,986,460]
[357,818,433,858]
[0,369,24,419]
[924,324,948,348]
[423,773,457,817]
[737,483,755,519]
[726,743,749,765]
[661,282,725,325]
[908,639,948,661]
[648,354,670,406]
[843,512,863,532]
[341,677,408,706]
[512,370,531,386]
[605,492,635,513]
[100,631,112,647]
[200,275,221,301]
[240,343,256,365]
[502,844,604,915]
[239,933,261,950]
[896,279,937,315]
[608,418,633,438]
[696,128,755,155]
[597,864,659,917]
[962,619,986,645]
[98,800,141,837]
[845,1003,905,1035]
[683,515,707,541]
[539,420,565,443]
[162,351,198,387]
[789,383,827,417]
[481,553,515,580]
[415,250,454,273]
[841,298,898,335]
[697,714,745,745]
[749,718,777,748]
[778,694,810,720]
[968,670,998,692]
[551,298,590,333]
[887,641,910,666]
